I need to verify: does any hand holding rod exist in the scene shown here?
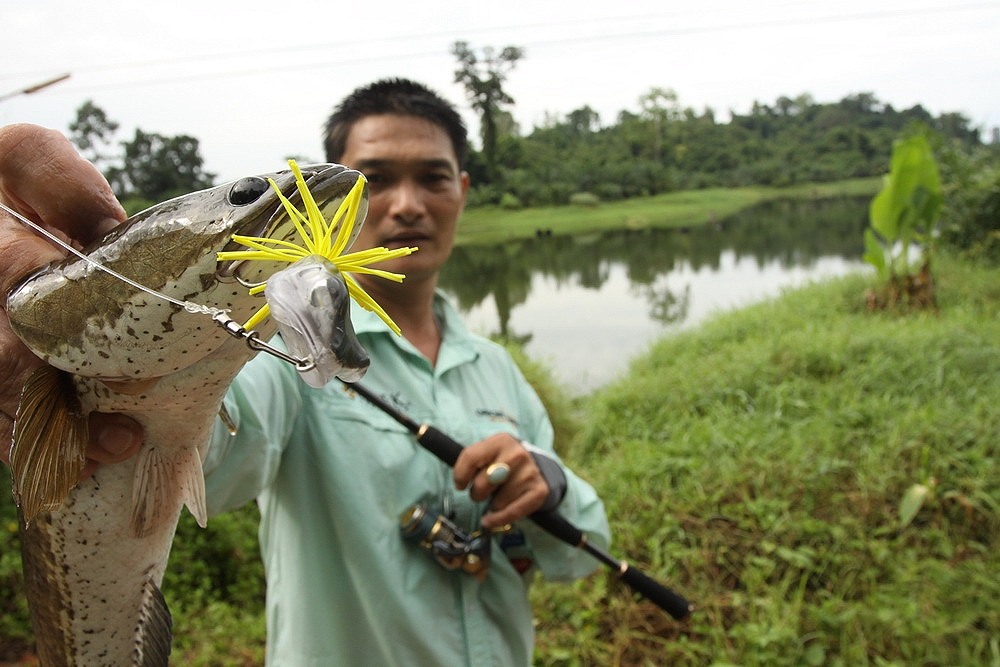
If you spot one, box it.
[343,379,694,621]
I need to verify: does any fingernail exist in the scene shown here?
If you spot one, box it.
[98,421,139,455]
[96,215,126,236]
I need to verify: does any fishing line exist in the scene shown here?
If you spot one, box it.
[0,201,221,316]
[0,200,313,370]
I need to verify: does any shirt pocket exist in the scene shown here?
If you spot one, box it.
[303,390,416,466]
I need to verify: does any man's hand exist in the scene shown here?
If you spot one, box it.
[453,433,553,530]
[0,124,142,470]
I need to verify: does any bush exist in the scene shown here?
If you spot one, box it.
[568,192,600,207]
[498,192,522,210]
[466,184,502,207]
[938,147,1000,262]
[0,474,32,662]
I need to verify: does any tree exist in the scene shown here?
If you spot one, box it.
[65,101,216,207]
[69,100,120,173]
[461,86,983,207]
[451,41,524,183]
[638,87,684,161]
[108,129,215,203]
[566,106,601,136]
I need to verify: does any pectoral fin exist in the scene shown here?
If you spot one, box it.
[11,365,88,523]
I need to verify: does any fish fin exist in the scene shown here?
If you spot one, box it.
[131,576,173,667]
[130,447,172,538]
[130,446,207,537]
[178,446,208,529]
[10,365,88,522]
[218,403,238,436]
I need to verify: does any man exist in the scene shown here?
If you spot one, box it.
[0,79,610,665]
[202,78,610,665]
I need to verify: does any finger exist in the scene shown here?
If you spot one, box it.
[481,482,548,530]
[0,124,125,244]
[0,128,126,298]
[453,440,503,491]
[87,412,143,465]
[466,444,532,502]
[81,413,144,480]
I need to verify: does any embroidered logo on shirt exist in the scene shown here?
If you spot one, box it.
[387,392,412,413]
[476,409,519,427]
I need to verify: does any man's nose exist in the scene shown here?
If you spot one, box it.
[387,180,426,222]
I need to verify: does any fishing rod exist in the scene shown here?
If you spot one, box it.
[342,379,694,621]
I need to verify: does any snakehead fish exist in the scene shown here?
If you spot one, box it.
[5,164,371,666]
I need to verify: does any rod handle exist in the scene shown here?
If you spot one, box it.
[415,424,463,466]
[527,509,585,545]
[619,562,694,620]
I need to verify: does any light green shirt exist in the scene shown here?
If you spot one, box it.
[203,293,610,666]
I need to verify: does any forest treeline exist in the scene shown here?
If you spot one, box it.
[464,89,988,208]
[70,89,989,215]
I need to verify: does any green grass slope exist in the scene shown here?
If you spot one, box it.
[532,253,1000,665]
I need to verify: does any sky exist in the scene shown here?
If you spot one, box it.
[2,0,998,184]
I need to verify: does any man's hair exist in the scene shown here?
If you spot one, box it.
[323,78,468,168]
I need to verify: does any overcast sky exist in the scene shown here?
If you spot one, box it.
[2,0,997,183]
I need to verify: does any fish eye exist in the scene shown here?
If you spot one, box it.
[228,177,270,205]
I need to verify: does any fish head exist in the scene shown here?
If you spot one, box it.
[7,163,371,383]
[213,163,367,287]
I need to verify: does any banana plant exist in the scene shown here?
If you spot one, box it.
[863,132,943,281]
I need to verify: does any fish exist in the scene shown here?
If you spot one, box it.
[5,163,371,666]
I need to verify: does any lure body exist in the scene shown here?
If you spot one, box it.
[6,164,368,666]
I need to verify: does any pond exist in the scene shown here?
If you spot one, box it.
[439,196,873,394]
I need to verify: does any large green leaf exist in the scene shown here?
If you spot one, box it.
[899,482,931,528]
[863,228,888,278]
[869,134,941,245]
[870,174,899,241]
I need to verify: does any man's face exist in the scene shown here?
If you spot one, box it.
[337,114,469,285]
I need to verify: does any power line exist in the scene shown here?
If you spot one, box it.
[2,2,994,96]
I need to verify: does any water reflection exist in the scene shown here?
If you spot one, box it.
[440,197,871,393]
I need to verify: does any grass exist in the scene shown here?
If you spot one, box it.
[456,178,879,245]
[530,252,1000,665]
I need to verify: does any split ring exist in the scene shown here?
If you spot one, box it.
[486,462,511,485]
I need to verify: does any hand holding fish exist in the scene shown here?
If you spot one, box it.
[0,124,143,469]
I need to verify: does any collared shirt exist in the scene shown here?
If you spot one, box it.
[203,292,610,666]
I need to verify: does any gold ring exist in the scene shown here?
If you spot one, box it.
[486,462,511,485]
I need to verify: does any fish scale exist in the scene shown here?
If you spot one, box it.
[7,163,370,665]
